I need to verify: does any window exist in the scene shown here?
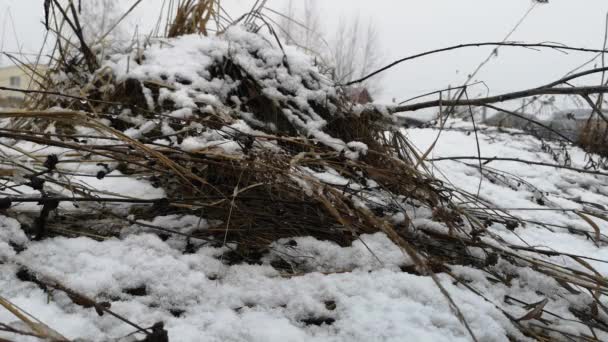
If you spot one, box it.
[9,76,21,88]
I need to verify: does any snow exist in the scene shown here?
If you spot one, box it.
[3,232,518,342]
[0,216,27,261]
[98,27,365,160]
[64,170,166,200]
[265,233,408,273]
[404,123,608,248]
[3,118,608,341]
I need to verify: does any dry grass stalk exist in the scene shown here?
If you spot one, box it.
[0,296,68,341]
[167,0,216,37]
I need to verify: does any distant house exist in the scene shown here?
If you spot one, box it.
[484,108,608,140]
[0,65,46,107]
[394,114,426,127]
[484,111,530,130]
[346,87,373,104]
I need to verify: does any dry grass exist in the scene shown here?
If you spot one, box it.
[579,119,608,158]
[167,0,216,37]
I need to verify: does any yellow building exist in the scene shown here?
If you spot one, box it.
[0,65,46,107]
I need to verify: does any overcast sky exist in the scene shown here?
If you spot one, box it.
[2,0,608,106]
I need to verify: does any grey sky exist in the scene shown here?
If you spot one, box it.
[2,0,608,105]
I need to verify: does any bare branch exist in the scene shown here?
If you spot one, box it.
[390,85,608,114]
[346,42,608,87]
[429,156,608,177]
[481,104,576,143]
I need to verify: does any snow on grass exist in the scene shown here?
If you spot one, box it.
[99,26,370,160]
[2,119,608,341]
[3,231,518,342]
[404,122,608,271]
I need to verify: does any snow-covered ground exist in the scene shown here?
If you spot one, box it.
[1,119,607,341]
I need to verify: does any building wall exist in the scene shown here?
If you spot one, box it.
[0,65,46,107]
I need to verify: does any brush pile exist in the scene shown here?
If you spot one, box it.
[1,1,608,341]
[19,20,430,250]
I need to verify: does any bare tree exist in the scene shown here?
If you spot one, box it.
[79,0,126,45]
[280,0,296,45]
[279,0,323,56]
[277,0,383,97]
[330,16,382,95]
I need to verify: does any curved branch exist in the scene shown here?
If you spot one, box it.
[544,66,608,88]
[345,42,608,86]
[390,85,608,113]
[481,104,575,144]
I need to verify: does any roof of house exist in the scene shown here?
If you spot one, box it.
[345,87,373,104]
[550,108,608,121]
